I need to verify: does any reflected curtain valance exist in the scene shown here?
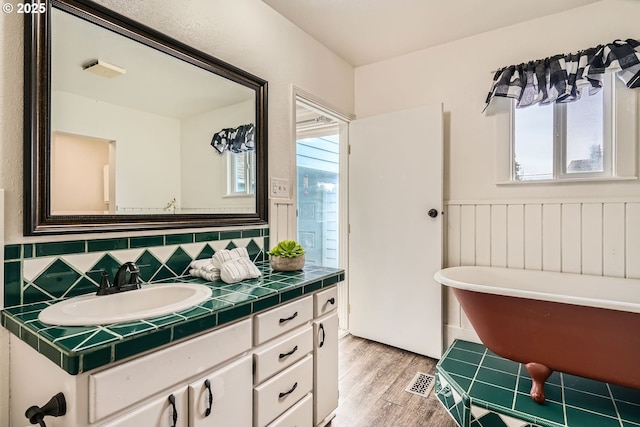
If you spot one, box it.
[484,39,640,111]
[211,123,255,154]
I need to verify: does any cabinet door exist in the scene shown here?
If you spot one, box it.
[313,311,338,426]
[188,355,252,427]
[98,388,187,427]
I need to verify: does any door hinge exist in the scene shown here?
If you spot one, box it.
[347,303,351,314]
[348,223,351,234]
[348,144,351,155]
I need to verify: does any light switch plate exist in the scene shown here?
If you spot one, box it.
[270,177,289,198]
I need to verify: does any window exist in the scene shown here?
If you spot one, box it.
[499,74,637,183]
[512,74,612,181]
[228,150,255,195]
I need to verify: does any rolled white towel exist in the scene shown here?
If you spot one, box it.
[212,247,250,269]
[189,268,221,282]
[189,258,218,272]
[219,258,261,284]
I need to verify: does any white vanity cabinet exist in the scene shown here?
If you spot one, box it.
[8,285,340,427]
[9,318,252,427]
[97,355,253,427]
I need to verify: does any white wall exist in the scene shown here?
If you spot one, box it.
[354,0,640,345]
[52,91,182,212]
[180,99,255,212]
[356,0,640,201]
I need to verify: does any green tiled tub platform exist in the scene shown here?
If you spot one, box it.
[436,340,640,427]
[2,260,344,375]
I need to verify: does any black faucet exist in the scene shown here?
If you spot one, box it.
[114,262,142,292]
[96,262,141,295]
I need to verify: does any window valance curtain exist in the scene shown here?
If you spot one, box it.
[211,123,255,154]
[484,39,640,112]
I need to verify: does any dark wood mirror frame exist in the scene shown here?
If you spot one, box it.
[24,0,268,235]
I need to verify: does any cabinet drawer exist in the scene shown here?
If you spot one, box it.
[254,296,312,345]
[89,318,251,423]
[254,354,313,427]
[97,387,187,427]
[267,393,312,427]
[254,326,312,384]
[313,287,338,318]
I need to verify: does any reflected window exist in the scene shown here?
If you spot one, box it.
[229,151,255,195]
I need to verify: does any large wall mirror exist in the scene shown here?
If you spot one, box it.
[25,0,268,235]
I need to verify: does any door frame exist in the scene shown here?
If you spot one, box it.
[291,86,353,330]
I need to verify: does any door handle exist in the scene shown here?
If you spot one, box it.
[279,345,298,359]
[278,382,298,399]
[168,394,178,427]
[204,379,213,417]
[318,323,326,348]
[279,311,298,323]
[428,209,439,218]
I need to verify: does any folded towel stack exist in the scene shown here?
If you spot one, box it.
[213,248,261,284]
[211,247,250,269]
[188,248,261,284]
[188,258,220,282]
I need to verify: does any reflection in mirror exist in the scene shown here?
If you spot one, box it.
[51,7,256,215]
[25,0,268,234]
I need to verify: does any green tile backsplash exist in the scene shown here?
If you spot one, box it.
[2,226,347,375]
[3,227,269,308]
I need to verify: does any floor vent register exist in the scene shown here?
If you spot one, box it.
[405,372,435,398]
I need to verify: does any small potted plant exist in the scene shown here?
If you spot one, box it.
[268,240,306,271]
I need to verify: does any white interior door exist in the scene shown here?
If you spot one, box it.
[348,105,443,358]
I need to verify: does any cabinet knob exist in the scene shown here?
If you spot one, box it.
[428,209,439,218]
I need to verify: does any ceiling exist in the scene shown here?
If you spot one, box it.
[52,7,254,119]
[261,0,603,67]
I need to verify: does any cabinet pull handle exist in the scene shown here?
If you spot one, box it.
[279,311,298,324]
[279,345,298,359]
[278,382,298,399]
[318,323,326,348]
[327,297,335,305]
[168,394,178,427]
[204,379,213,417]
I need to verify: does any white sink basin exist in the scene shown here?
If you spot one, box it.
[38,284,213,326]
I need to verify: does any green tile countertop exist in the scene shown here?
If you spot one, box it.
[435,340,640,427]
[1,261,344,375]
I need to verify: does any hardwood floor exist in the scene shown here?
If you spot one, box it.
[329,333,457,427]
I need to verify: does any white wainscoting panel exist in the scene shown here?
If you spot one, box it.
[269,199,296,247]
[443,199,640,347]
[627,203,640,279]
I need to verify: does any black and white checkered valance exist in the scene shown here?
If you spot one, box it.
[484,39,640,112]
[210,123,255,154]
